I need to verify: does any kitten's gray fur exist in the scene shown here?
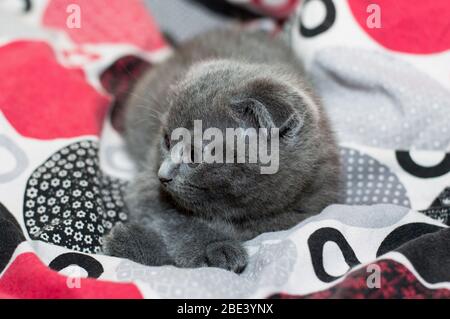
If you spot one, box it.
[103,28,341,273]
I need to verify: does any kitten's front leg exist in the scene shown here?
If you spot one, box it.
[155,214,248,273]
[102,215,248,273]
[102,222,173,266]
[174,239,248,273]
[173,229,248,273]
[205,240,248,273]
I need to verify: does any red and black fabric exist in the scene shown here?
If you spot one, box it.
[0,203,25,273]
[271,227,450,299]
[0,252,143,299]
[271,260,450,299]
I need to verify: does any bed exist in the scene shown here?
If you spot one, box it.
[0,0,449,298]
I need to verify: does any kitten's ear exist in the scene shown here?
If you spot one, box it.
[230,79,312,140]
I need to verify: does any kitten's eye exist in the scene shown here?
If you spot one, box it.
[188,145,201,168]
[190,146,195,163]
[164,132,170,149]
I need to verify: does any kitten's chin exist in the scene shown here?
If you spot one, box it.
[159,182,203,214]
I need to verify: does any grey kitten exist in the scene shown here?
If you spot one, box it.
[103,28,341,273]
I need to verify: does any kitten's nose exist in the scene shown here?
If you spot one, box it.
[158,176,172,184]
[158,158,178,185]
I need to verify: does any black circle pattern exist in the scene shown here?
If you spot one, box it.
[299,0,336,38]
[396,151,450,179]
[22,0,32,12]
[23,140,128,254]
[49,252,104,278]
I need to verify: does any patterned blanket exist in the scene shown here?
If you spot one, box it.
[0,0,449,299]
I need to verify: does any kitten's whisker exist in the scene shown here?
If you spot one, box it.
[133,114,162,125]
[128,92,153,105]
[127,92,166,118]
[133,104,164,121]
[134,104,162,116]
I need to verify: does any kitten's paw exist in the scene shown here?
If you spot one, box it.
[174,254,208,269]
[102,222,172,266]
[102,223,129,256]
[206,241,248,273]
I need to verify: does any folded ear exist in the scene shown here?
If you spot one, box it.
[230,78,310,141]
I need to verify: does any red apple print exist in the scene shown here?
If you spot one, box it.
[348,0,450,54]
[0,253,142,299]
[43,0,167,52]
[0,41,110,139]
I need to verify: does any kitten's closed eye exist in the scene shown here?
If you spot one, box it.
[163,132,171,149]
[191,146,197,163]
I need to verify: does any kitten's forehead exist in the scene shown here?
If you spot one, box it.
[175,59,259,99]
[166,105,238,133]
[184,59,239,80]
[164,58,320,132]
[187,59,258,79]
[165,61,246,131]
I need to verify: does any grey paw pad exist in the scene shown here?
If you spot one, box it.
[206,241,248,273]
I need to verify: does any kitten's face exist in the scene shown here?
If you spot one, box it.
[153,60,321,219]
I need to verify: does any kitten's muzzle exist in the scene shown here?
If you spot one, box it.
[159,176,173,184]
[158,158,178,185]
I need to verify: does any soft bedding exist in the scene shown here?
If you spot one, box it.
[0,0,449,299]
